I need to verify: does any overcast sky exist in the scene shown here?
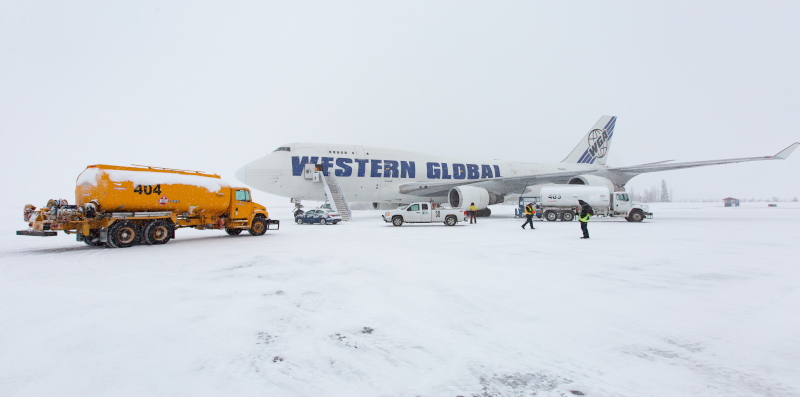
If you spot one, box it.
[2,1,799,209]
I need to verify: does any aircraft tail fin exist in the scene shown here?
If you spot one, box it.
[561,115,617,165]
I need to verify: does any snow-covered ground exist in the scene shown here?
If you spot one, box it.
[1,202,798,397]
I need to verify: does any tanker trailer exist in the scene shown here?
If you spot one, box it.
[18,165,279,247]
[539,185,651,222]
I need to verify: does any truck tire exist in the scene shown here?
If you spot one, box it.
[226,228,243,235]
[249,217,268,236]
[392,216,403,226]
[561,211,575,222]
[144,220,172,245]
[544,210,559,222]
[107,221,141,248]
[629,210,645,222]
[320,218,327,225]
[445,215,457,226]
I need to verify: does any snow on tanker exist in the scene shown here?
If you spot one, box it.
[18,165,279,247]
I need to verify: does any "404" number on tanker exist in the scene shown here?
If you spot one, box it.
[133,184,162,195]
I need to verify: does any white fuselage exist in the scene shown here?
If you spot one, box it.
[236,143,604,204]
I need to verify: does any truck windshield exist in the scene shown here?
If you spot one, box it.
[236,190,251,202]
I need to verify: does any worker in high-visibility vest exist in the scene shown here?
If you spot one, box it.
[578,200,592,239]
[468,203,478,224]
[521,203,536,229]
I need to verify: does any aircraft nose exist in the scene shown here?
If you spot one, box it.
[235,165,247,184]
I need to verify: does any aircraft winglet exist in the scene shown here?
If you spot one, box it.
[773,142,799,159]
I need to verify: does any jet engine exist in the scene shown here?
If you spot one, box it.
[567,175,617,192]
[448,186,504,209]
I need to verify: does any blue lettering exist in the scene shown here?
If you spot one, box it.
[453,164,466,179]
[370,160,382,177]
[400,161,415,178]
[493,165,502,177]
[441,163,452,179]
[291,156,319,176]
[321,157,334,176]
[355,159,368,177]
[467,164,479,179]
[427,162,440,179]
[335,158,353,177]
[481,164,493,179]
[383,160,399,178]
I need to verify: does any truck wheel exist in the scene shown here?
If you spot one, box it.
[392,216,403,226]
[561,211,575,222]
[320,218,327,225]
[629,210,644,222]
[445,215,457,226]
[108,221,141,248]
[226,228,243,235]
[144,220,172,245]
[249,218,268,236]
[544,210,558,222]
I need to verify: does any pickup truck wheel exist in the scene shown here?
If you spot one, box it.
[249,218,268,236]
[108,221,141,248]
[445,215,457,226]
[225,228,243,235]
[544,210,559,222]
[561,211,575,222]
[320,218,327,225]
[392,216,403,226]
[144,220,172,245]
[629,210,644,222]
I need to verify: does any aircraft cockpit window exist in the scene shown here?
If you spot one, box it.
[273,147,291,152]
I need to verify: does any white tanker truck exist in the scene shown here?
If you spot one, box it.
[539,185,652,222]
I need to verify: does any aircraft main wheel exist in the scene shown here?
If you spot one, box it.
[629,210,644,222]
[445,215,457,226]
[544,211,559,222]
[108,221,141,248]
[561,211,575,222]
[320,218,327,225]
[392,216,403,226]
[226,228,243,235]
[144,220,172,245]
[249,217,267,236]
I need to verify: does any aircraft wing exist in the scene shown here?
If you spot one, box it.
[605,142,799,174]
[397,169,597,196]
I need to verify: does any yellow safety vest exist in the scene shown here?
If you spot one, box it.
[525,206,534,216]
[579,212,591,222]
[469,205,477,212]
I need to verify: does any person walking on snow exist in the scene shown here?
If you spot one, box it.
[521,203,536,229]
[578,200,593,239]
[468,203,478,224]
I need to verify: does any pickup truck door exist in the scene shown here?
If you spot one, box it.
[419,203,432,222]
[405,204,421,222]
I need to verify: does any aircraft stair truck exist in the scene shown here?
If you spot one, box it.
[18,165,280,248]
[539,185,652,222]
[382,202,467,226]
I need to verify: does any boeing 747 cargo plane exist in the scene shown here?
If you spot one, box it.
[235,116,798,216]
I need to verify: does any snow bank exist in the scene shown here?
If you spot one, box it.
[77,168,230,193]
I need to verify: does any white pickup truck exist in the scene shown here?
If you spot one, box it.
[382,202,467,226]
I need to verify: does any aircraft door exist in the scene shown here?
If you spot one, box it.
[354,145,366,159]
[405,203,421,222]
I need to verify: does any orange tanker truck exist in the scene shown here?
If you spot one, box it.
[18,164,279,248]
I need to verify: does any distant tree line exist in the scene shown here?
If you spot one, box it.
[628,179,798,203]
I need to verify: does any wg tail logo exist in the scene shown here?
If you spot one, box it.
[587,129,609,158]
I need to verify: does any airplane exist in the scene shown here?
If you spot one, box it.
[235,116,798,216]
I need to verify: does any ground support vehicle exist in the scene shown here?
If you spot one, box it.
[295,208,342,225]
[382,202,467,226]
[18,165,279,248]
[539,186,652,222]
[514,196,543,219]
